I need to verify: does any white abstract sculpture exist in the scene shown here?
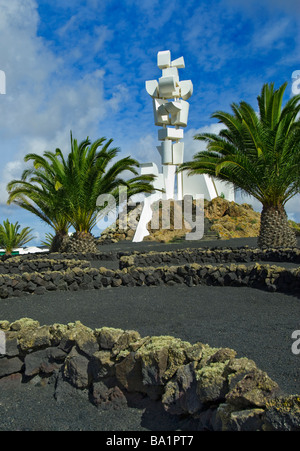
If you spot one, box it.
[145,50,193,201]
[133,51,192,242]
[132,51,234,243]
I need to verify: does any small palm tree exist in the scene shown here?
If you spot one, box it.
[41,232,54,249]
[180,82,300,248]
[0,220,34,254]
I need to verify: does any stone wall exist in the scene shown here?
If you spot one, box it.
[119,247,300,269]
[0,251,124,263]
[0,258,91,275]
[0,249,300,298]
[0,318,299,431]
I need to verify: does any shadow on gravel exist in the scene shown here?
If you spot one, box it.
[125,393,199,431]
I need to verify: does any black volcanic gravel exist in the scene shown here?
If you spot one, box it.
[0,236,300,431]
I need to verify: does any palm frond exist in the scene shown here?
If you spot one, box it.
[179,82,300,208]
[7,131,155,236]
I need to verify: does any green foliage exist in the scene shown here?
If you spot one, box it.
[0,219,34,254]
[7,131,156,236]
[41,232,54,248]
[180,82,300,208]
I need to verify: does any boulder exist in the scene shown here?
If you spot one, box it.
[225,369,281,409]
[196,362,229,404]
[91,382,127,410]
[263,396,300,431]
[0,356,23,377]
[162,362,201,415]
[63,347,91,389]
[116,336,193,400]
[90,350,115,380]
[215,403,265,431]
[95,327,125,350]
[64,321,98,358]
[24,348,63,377]
[6,319,52,354]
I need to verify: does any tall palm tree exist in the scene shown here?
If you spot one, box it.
[179,82,300,248]
[7,132,156,252]
[0,220,34,255]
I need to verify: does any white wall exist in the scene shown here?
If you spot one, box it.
[140,164,235,202]
[181,170,235,202]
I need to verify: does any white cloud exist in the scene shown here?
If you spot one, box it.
[57,15,113,58]
[225,0,300,16]
[182,123,224,162]
[235,191,300,222]
[133,133,161,167]
[284,195,300,222]
[235,191,262,213]
[251,18,290,50]
[0,0,117,205]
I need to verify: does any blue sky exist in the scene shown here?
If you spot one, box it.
[0,0,300,245]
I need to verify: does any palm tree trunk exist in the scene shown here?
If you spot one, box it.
[258,205,297,248]
[66,231,98,253]
[50,232,69,253]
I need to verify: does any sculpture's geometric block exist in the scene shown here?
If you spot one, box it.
[162,67,179,84]
[170,100,189,127]
[153,99,170,126]
[158,127,184,141]
[171,57,185,69]
[158,76,177,98]
[146,80,159,98]
[157,50,171,69]
[164,101,182,115]
[172,142,184,165]
[140,162,160,177]
[179,80,193,100]
[157,140,173,165]
[157,103,169,115]
[172,85,180,98]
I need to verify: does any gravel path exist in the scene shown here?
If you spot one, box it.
[1,236,300,431]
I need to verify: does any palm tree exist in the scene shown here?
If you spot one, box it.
[62,134,155,236]
[179,82,300,248]
[7,132,156,252]
[0,220,34,255]
[41,232,55,249]
[7,149,71,252]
